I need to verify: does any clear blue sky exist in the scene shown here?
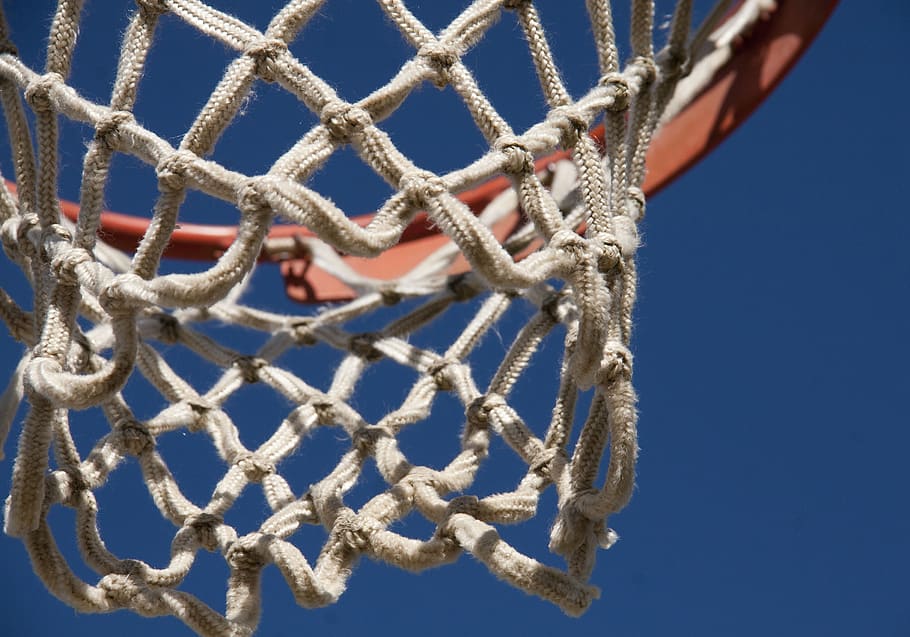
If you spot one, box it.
[1,2,908,636]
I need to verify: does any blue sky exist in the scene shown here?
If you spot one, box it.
[1,2,908,636]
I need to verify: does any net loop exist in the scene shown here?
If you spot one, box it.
[243,37,288,83]
[24,72,62,113]
[320,102,373,144]
[94,110,135,151]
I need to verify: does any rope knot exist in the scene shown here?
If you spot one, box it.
[51,248,93,286]
[659,46,689,77]
[528,446,566,479]
[235,452,275,483]
[114,418,155,457]
[503,0,531,9]
[99,573,147,610]
[352,426,385,455]
[626,185,646,221]
[155,313,180,344]
[289,319,317,345]
[595,342,633,387]
[24,72,62,112]
[185,398,215,432]
[135,0,170,15]
[447,273,480,301]
[226,534,269,570]
[495,136,535,175]
[9,214,39,259]
[232,355,267,383]
[591,233,622,273]
[599,72,631,111]
[94,110,135,151]
[311,399,336,425]
[333,510,373,550]
[184,512,223,551]
[541,290,569,324]
[38,223,73,263]
[236,177,272,214]
[611,213,640,258]
[349,333,382,361]
[99,273,146,315]
[45,467,87,507]
[466,393,506,428]
[0,38,18,56]
[630,55,659,84]
[446,495,480,517]
[550,105,589,149]
[426,357,461,391]
[418,40,458,87]
[155,150,196,192]
[244,37,288,83]
[404,466,443,491]
[549,228,588,262]
[379,287,402,306]
[320,102,372,143]
[398,170,447,207]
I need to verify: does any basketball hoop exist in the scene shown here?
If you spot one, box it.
[0,1,836,635]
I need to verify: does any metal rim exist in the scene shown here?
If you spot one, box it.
[9,0,839,303]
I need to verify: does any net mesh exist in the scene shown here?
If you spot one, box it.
[0,0,757,634]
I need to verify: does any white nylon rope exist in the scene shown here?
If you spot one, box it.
[0,1,763,634]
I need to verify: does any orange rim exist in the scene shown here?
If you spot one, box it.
[5,0,838,303]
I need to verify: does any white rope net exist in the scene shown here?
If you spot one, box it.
[0,1,761,634]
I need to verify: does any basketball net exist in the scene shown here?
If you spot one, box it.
[0,1,778,634]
